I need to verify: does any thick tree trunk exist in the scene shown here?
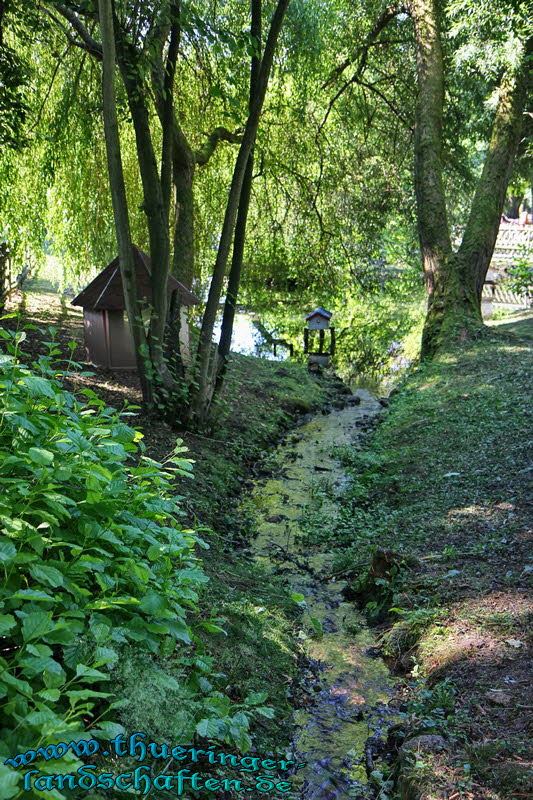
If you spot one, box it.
[408,0,531,357]
[97,0,152,403]
[193,0,290,422]
[171,124,196,289]
[119,58,171,386]
[407,0,452,291]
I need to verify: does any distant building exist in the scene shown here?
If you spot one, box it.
[482,221,533,317]
[72,245,200,369]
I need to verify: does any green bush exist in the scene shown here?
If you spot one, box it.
[0,324,269,798]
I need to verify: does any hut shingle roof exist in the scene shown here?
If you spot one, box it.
[72,246,200,310]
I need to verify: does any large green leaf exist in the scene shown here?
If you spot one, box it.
[75,664,109,682]
[21,612,53,641]
[195,718,220,738]
[0,615,16,635]
[138,590,168,614]
[19,375,56,399]
[28,446,54,465]
[0,539,16,563]
[0,763,20,799]
[29,564,64,588]
[12,588,55,602]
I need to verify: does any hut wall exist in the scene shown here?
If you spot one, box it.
[83,310,110,368]
[109,310,136,369]
[84,307,193,370]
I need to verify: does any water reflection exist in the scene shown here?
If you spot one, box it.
[213,311,291,360]
[212,309,414,394]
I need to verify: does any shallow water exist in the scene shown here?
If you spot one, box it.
[248,391,394,798]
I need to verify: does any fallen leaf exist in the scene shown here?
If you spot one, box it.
[505,639,524,648]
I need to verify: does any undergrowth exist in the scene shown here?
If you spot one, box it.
[0,323,287,799]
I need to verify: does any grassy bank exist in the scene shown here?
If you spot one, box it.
[302,312,532,799]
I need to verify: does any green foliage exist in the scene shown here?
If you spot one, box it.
[404,679,459,738]
[0,44,30,150]
[506,254,533,299]
[109,649,274,754]
[0,324,265,797]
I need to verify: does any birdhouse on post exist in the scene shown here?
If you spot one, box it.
[304,307,335,368]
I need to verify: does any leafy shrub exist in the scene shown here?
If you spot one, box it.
[0,325,266,797]
[404,679,458,737]
[506,252,533,298]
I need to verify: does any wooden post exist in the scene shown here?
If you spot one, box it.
[303,327,309,353]
[319,329,324,354]
[330,326,335,356]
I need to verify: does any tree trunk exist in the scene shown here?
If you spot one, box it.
[408,0,531,357]
[193,0,291,422]
[214,0,262,393]
[119,57,171,386]
[97,0,152,403]
[171,124,196,289]
[407,0,452,290]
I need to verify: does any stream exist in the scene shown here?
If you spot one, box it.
[247,390,395,799]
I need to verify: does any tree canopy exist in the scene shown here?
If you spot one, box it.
[0,0,530,412]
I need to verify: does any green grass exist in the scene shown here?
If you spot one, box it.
[300,313,532,799]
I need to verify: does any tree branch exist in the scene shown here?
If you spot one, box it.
[194,126,242,165]
[30,45,72,131]
[353,78,412,128]
[54,4,103,58]
[160,1,180,221]
[321,4,403,90]
[319,5,402,133]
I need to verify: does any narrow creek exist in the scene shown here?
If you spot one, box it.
[246,390,395,799]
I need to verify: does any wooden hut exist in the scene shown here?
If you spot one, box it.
[72,246,200,369]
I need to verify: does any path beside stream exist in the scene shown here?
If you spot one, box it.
[247,390,395,799]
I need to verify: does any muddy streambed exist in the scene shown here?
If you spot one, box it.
[246,390,395,799]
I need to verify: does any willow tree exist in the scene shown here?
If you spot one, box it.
[47,0,290,421]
